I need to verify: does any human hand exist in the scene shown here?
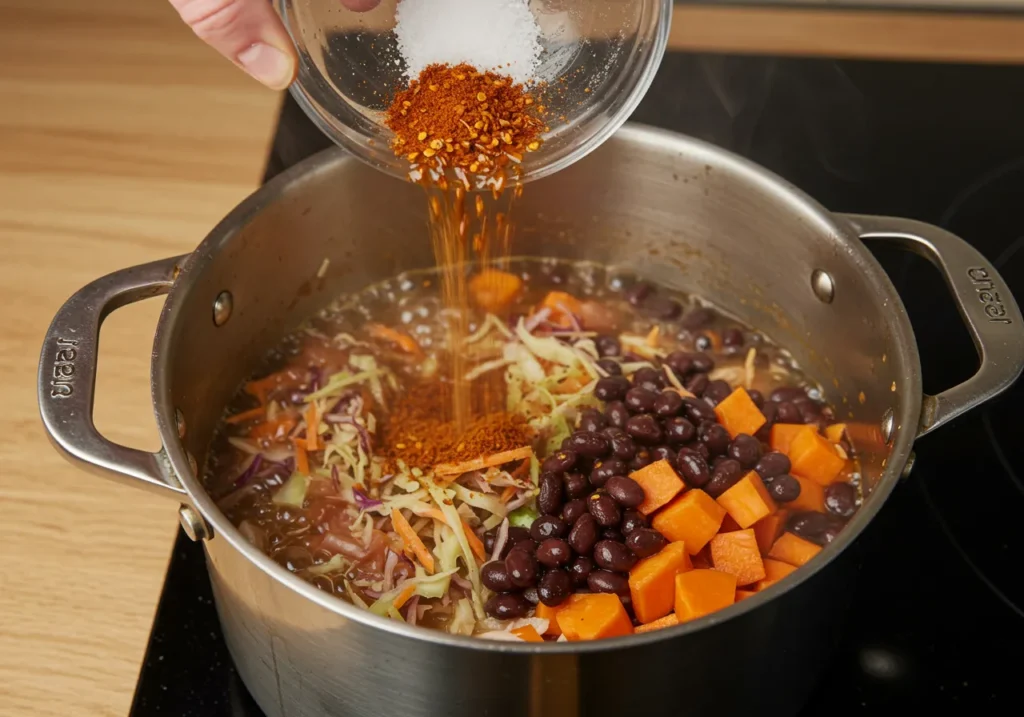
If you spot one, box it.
[170,0,382,90]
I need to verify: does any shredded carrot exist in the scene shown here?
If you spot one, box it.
[249,417,296,442]
[435,446,534,478]
[293,439,310,475]
[245,372,288,404]
[510,459,531,479]
[500,485,517,504]
[646,325,661,348]
[462,520,488,562]
[391,508,435,574]
[304,403,320,451]
[225,407,266,425]
[367,323,423,357]
[393,583,417,611]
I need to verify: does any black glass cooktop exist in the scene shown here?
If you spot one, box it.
[130,54,1024,716]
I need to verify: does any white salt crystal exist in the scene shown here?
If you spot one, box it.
[394,0,543,85]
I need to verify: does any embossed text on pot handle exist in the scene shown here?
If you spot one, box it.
[37,256,188,499]
[844,214,1024,437]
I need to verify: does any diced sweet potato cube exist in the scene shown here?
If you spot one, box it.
[825,423,847,443]
[469,270,523,314]
[755,558,798,591]
[716,471,777,529]
[709,529,766,586]
[535,602,563,636]
[629,541,693,624]
[770,424,813,454]
[631,459,685,516]
[768,532,822,567]
[674,569,738,622]
[789,427,846,486]
[556,593,634,641]
[788,474,825,513]
[753,510,790,555]
[652,490,726,555]
[539,291,584,328]
[511,624,544,642]
[634,613,679,634]
[735,589,757,601]
[714,388,767,438]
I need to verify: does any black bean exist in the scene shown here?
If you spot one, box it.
[588,494,622,527]
[706,458,744,497]
[596,335,622,358]
[595,376,631,402]
[566,431,611,460]
[703,380,733,406]
[693,334,712,352]
[522,586,541,605]
[676,448,710,488]
[561,499,587,525]
[632,367,666,391]
[530,515,568,542]
[629,449,653,472]
[535,538,573,568]
[663,416,696,445]
[480,561,515,592]
[760,402,779,427]
[728,434,763,468]
[625,528,668,559]
[789,511,840,545]
[538,569,573,607]
[605,475,645,508]
[593,540,638,572]
[722,327,744,347]
[590,458,627,489]
[508,527,532,544]
[699,422,732,456]
[821,525,841,544]
[513,538,538,554]
[620,510,648,536]
[683,397,716,424]
[824,482,857,518]
[484,593,530,620]
[625,387,659,414]
[691,353,715,373]
[483,529,498,555]
[604,402,631,430]
[588,570,630,597]
[603,427,637,460]
[596,358,623,376]
[563,472,590,500]
[568,513,599,554]
[643,295,682,320]
[748,389,765,409]
[542,450,577,474]
[570,555,594,587]
[768,474,801,503]
[602,528,624,542]
[754,451,791,480]
[771,386,808,404]
[651,445,677,464]
[537,472,564,515]
[653,391,684,418]
[799,401,823,425]
[626,414,663,444]
[625,282,653,306]
[775,401,803,424]
[665,351,694,377]
[505,548,538,588]
[684,372,709,397]
[578,408,607,434]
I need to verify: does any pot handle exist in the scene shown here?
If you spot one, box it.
[843,214,1024,437]
[38,256,188,500]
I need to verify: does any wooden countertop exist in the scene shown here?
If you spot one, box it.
[1,2,1020,716]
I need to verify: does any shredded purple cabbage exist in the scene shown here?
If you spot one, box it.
[326,416,373,457]
[352,487,383,510]
[331,465,342,493]
[234,454,263,487]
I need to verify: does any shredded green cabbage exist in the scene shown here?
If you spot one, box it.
[508,506,538,528]
[305,368,383,401]
[272,473,310,508]
[515,319,579,366]
[449,598,475,636]
[307,554,344,576]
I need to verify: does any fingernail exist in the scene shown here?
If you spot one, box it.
[238,43,295,90]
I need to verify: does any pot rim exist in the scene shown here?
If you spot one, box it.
[152,124,921,653]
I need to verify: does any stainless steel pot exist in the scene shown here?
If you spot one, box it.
[39,125,1024,717]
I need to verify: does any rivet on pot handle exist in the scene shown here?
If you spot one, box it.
[844,214,1024,437]
[38,256,189,500]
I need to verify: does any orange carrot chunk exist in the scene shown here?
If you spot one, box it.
[469,270,524,314]
[714,388,767,438]
[716,471,777,529]
[651,490,726,555]
[630,459,685,516]
[735,589,757,601]
[674,569,738,622]
[789,428,847,486]
[511,624,544,643]
[709,529,766,586]
[768,532,822,567]
[539,291,584,328]
[753,510,790,555]
[535,602,563,636]
[556,593,634,641]
[629,541,693,624]
[770,424,813,455]
[634,613,680,634]
[755,558,798,591]
[825,423,847,444]
[788,474,826,513]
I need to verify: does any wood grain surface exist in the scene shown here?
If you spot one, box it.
[0,1,1018,716]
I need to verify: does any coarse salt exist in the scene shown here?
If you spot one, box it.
[395,0,543,85]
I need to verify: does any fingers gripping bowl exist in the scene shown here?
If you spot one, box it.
[39,127,1023,717]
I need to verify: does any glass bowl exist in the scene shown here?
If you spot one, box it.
[276,0,672,186]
